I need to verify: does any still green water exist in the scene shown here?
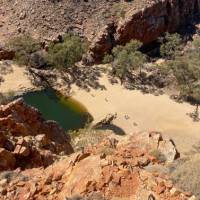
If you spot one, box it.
[21,89,91,131]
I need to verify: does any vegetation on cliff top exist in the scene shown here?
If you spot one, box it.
[7,35,41,66]
[7,34,88,70]
[5,32,200,118]
[47,34,88,69]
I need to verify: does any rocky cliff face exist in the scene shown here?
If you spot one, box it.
[115,0,199,44]
[88,0,200,62]
[0,0,199,63]
[0,98,73,170]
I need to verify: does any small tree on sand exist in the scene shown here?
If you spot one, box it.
[109,40,146,83]
[159,32,183,59]
[168,37,200,120]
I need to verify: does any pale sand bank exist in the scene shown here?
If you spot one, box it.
[72,73,200,154]
[0,62,34,94]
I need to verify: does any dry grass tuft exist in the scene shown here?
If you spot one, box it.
[170,154,200,198]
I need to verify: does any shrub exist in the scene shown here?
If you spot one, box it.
[159,33,183,59]
[69,127,110,152]
[46,34,88,69]
[7,35,41,66]
[98,146,114,156]
[110,40,146,82]
[0,93,7,105]
[192,37,200,48]
[150,149,166,163]
[102,54,113,64]
[168,57,197,87]
[166,37,200,116]
[167,37,200,96]
[0,90,16,105]
[112,3,127,19]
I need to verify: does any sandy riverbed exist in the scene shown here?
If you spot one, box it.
[0,61,34,94]
[72,73,200,154]
[1,63,200,154]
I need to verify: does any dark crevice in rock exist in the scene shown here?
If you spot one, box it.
[166,1,172,16]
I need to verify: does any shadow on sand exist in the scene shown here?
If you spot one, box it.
[95,124,126,136]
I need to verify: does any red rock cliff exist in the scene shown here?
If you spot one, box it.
[0,98,73,170]
[88,0,200,62]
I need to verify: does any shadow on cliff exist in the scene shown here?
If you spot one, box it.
[179,14,200,41]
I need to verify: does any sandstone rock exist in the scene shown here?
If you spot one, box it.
[0,99,73,170]
[29,50,47,69]
[0,45,15,60]
[0,132,7,148]
[4,140,15,151]
[0,187,7,196]
[158,139,179,163]
[0,131,194,199]
[35,134,51,147]
[170,187,181,196]
[0,179,7,187]
[87,22,116,63]
[0,98,73,154]
[19,146,30,157]
[116,0,199,45]
[13,145,21,155]
[189,196,197,200]
[93,113,117,128]
[164,180,173,189]
[135,131,179,163]
[0,148,16,170]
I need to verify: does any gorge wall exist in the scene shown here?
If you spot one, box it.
[88,0,200,62]
[0,0,199,63]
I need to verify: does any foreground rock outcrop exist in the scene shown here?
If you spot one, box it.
[0,130,194,200]
[0,98,73,170]
[0,100,195,199]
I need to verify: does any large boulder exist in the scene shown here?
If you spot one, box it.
[0,98,73,170]
[29,50,47,69]
[0,148,16,170]
[135,131,180,163]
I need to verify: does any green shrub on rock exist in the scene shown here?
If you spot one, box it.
[106,40,146,83]
[102,54,113,64]
[159,32,183,59]
[7,35,41,66]
[46,34,88,70]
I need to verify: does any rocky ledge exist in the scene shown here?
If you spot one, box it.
[0,98,73,170]
[0,129,195,199]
